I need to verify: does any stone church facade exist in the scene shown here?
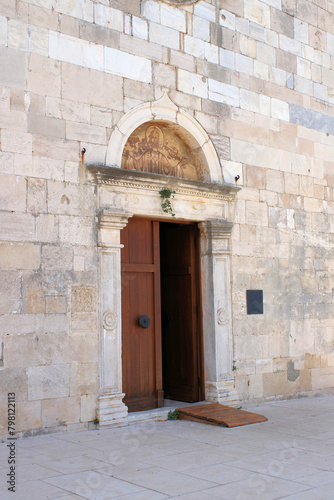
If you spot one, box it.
[0,0,333,435]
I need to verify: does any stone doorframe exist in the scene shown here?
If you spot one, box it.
[87,94,240,425]
[88,166,240,426]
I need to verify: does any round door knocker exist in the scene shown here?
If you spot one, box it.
[138,315,150,329]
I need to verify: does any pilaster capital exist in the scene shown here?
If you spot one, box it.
[198,219,233,240]
[98,209,133,247]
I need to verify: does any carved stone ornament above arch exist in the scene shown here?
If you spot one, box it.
[105,93,223,184]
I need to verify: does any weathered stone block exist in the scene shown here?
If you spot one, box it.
[149,21,180,50]
[27,178,47,214]
[0,271,21,315]
[28,364,70,400]
[0,173,26,212]
[80,394,96,422]
[0,212,35,242]
[28,114,66,139]
[42,396,80,427]
[16,400,42,432]
[42,246,73,271]
[178,69,207,99]
[71,286,97,313]
[35,214,59,243]
[0,243,40,270]
[62,62,123,111]
[66,121,106,145]
[45,295,67,314]
[27,53,61,98]
[28,289,45,314]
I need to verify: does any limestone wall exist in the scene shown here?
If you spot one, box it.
[0,0,333,435]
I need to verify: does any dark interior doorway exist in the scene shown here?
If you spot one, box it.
[121,218,203,412]
[160,222,201,403]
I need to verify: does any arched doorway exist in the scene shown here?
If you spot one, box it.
[88,95,240,425]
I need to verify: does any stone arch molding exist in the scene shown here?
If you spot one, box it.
[106,93,223,184]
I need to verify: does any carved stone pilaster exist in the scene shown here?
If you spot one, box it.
[199,219,239,407]
[97,209,132,426]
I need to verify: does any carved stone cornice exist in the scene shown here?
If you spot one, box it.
[88,166,240,204]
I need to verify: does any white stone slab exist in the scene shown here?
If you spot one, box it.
[94,4,123,31]
[49,32,103,71]
[178,69,207,98]
[160,4,186,33]
[0,16,7,46]
[104,47,152,83]
[194,2,215,22]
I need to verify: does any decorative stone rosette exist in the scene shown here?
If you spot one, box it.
[102,311,118,330]
[217,308,228,326]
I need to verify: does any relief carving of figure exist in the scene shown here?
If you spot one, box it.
[122,125,190,178]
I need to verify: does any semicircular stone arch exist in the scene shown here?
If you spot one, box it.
[105,94,223,184]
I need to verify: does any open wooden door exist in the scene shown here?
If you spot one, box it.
[121,218,163,412]
[160,223,201,402]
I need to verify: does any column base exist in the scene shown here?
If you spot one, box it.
[97,394,128,426]
[205,379,240,407]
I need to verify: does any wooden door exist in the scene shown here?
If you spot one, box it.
[121,218,163,412]
[160,223,200,402]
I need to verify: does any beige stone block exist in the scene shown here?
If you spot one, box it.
[42,396,80,427]
[41,245,73,271]
[244,0,269,26]
[28,114,65,139]
[248,374,263,398]
[16,401,42,432]
[90,106,112,128]
[76,362,98,394]
[266,170,284,193]
[0,151,14,175]
[246,165,265,190]
[81,394,96,422]
[304,197,323,212]
[62,62,123,111]
[45,295,67,314]
[153,62,176,89]
[28,4,59,31]
[33,136,79,163]
[59,215,95,246]
[71,286,97,313]
[245,201,268,226]
[27,53,61,97]
[47,181,95,217]
[27,178,47,214]
[66,121,106,145]
[1,130,32,155]
[284,173,299,195]
[46,97,90,123]
[35,214,58,243]
[69,333,98,363]
[0,46,26,90]
[0,173,26,212]
[260,190,278,206]
[28,289,45,314]
[65,161,80,183]
[0,270,21,314]
[240,35,256,58]
[311,367,334,390]
[314,184,324,200]
[33,156,65,181]
[0,243,40,270]
[28,364,70,400]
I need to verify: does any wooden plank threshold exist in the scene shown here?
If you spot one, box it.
[177,403,268,427]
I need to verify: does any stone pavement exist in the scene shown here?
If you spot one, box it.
[1,395,334,499]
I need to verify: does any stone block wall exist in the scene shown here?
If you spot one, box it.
[0,0,333,435]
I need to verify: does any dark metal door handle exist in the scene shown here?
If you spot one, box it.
[138,315,150,329]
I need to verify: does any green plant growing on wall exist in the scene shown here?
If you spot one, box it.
[159,188,176,217]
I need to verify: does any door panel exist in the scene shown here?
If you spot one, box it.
[121,218,162,412]
[160,223,200,402]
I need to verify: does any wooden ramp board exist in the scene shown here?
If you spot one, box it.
[177,403,268,427]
